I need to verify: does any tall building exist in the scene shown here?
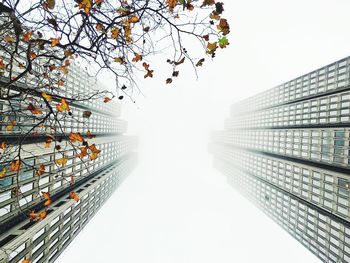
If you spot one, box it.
[210,56,350,263]
[0,56,137,262]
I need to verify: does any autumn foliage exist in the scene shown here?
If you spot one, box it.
[0,2,230,257]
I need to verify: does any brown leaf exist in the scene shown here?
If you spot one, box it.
[83,111,92,118]
[69,132,84,143]
[36,164,46,176]
[27,103,43,115]
[166,78,172,84]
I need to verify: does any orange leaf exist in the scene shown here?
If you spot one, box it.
[42,192,51,200]
[132,53,142,62]
[36,164,45,176]
[69,132,84,143]
[28,210,38,221]
[79,0,92,14]
[30,52,37,60]
[0,167,7,178]
[76,146,88,158]
[56,98,70,112]
[5,120,16,131]
[56,157,68,166]
[1,142,6,150]
[38,210,47,220]
[69,192,80,202]
[27,103,43,115]
[90,152,99,160]
[10,160,21,172]
[111,28,120,39]
[167,0,177,12]
[23,31,33,42]
[50,37,60,47]
[89,144,101,154]
[103,97,112,103]
[128,15,139,23]
[22,259,30,263]
[41,92,52,101]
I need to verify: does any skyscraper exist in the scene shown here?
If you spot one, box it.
[0,60,137,262]
[210,56,350,262]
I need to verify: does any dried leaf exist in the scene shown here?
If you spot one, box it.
[196,58,205,67]
[36,164,45,176]
[50,37,60,47]
[56,98,70,112]
[10,160,21,172]
[42,92,52,101]
[45,0,55,9]
[56,157,68,166]
[69,192,80,202]
[1,142,6,151]
[79,0,92,14]
[5,120,16,131]
[83,111,92,118]
[104,97,112,103]
[69,132,84,143]
[0,167,7,178]
[38,210,47,220]
[217,18,230,35]
[27,103,43,115]
[132,53,142,62]
[129,15,140,23]
[87,130,96,139]
[76,146,88,158]
[142,62,154,78]
[166,78,172,84]
[111,28,120,39]
[23,31,33,42]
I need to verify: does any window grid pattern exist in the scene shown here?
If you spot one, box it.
[214,158,350,263]
[213,128,350,167]
[210,144,350,220]
[231,57,350,116]
[0,100,125,135]
[0,136,137,223]
[0,156,136,263]
[227,91,350,129]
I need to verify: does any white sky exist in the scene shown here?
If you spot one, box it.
[57,0,350,262]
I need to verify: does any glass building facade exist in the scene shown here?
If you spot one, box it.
[210,56,350,263]
[0,59,137,261]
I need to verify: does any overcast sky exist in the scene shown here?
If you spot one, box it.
[57,0,350,262]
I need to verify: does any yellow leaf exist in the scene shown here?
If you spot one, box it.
[111,28,120,39]
[41,92,52,101]
[50,37,60,47]
[128,15,139,23]
[0,167,6,178]
[56,157,68,166]
[4,35,15,43]
[56,98,70,112]
[5,120,16,131]
[79,0,92,15]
